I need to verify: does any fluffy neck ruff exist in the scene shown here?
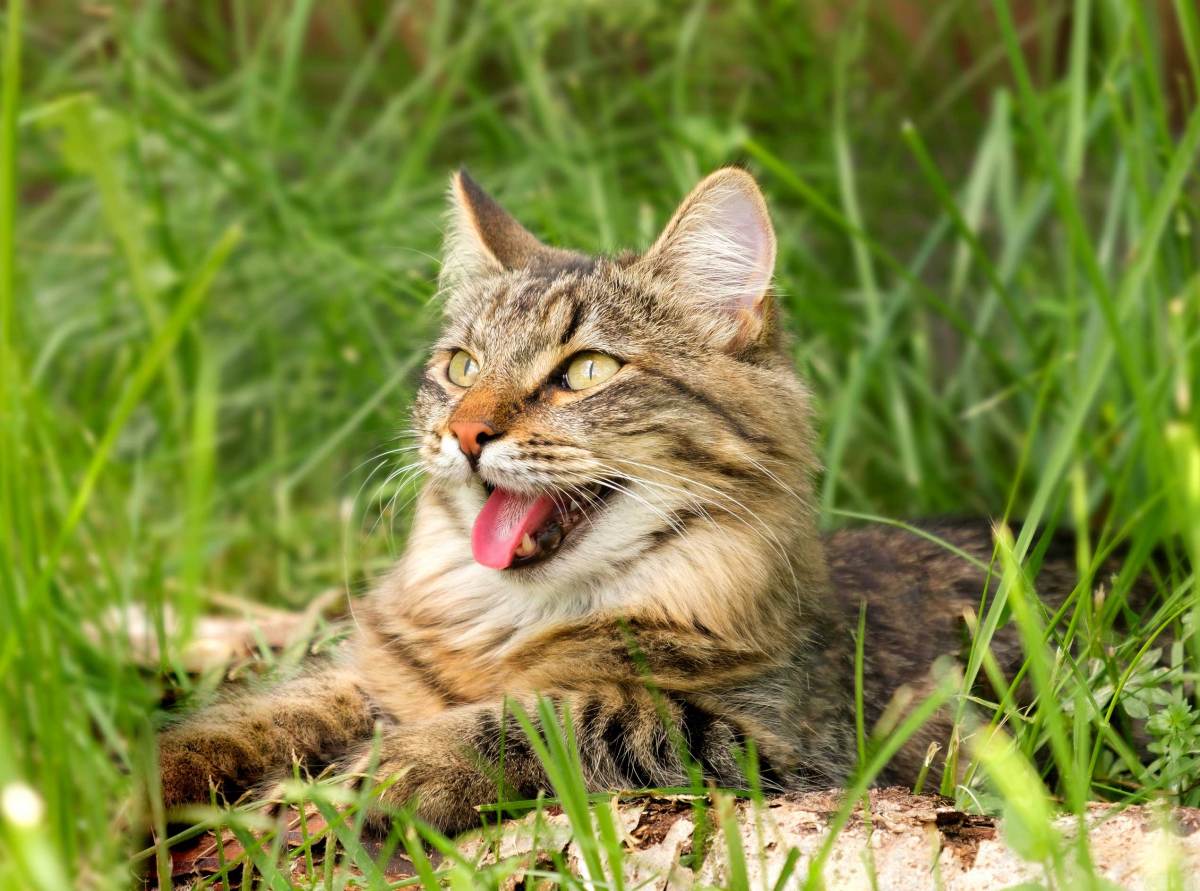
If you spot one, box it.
[367,475,829,659]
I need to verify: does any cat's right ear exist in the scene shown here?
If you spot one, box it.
[439,169,554,291]
[637,168,777,350]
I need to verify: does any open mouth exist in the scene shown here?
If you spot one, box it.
[470,481,612,570]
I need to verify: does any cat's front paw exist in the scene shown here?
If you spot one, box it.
[349,735,496,835]
[157,729,261,809]
[159,740,219,808]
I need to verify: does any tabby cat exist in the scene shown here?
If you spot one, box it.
[158,168,1067,833]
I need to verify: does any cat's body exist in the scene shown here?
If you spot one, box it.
[158,170,1067,833]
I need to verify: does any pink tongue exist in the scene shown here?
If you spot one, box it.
[471,488,557,569]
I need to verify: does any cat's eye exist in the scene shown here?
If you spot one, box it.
[564,352,621,391]
[447,350,480,387]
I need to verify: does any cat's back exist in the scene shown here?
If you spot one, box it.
[825,519,1002,617]
[823,519,1076,679]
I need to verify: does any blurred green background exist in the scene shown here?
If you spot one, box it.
[1,1,1199,887]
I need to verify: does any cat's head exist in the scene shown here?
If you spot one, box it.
[410,168,818,592]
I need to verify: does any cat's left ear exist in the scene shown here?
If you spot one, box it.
[440,169,580,291]
[638,168,776,347]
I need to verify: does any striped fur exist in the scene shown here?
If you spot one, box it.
[158,169,1092,834]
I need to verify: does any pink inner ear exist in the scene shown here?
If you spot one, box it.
[683,183,775,313]
[720,193,773,309]
[642,169,778,329]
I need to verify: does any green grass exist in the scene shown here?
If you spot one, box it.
[1,1,1198,888]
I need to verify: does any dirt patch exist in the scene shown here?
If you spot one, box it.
[934,809,997,869]
[630,797,693,848]
[1174,808,1200,837]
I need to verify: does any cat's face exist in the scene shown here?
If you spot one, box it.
[411,169,815,590]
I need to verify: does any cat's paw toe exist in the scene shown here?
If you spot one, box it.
[157,729,260,808]
[158,743,221,809]
[353,754,480,835]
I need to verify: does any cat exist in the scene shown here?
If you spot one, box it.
[157,167,1077,834]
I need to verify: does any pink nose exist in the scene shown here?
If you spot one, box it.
[449,420,497,458]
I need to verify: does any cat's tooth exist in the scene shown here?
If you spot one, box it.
[516,533,536,558]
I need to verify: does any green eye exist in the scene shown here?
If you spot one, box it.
[564,351,621,391]
[447,350,480,387]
